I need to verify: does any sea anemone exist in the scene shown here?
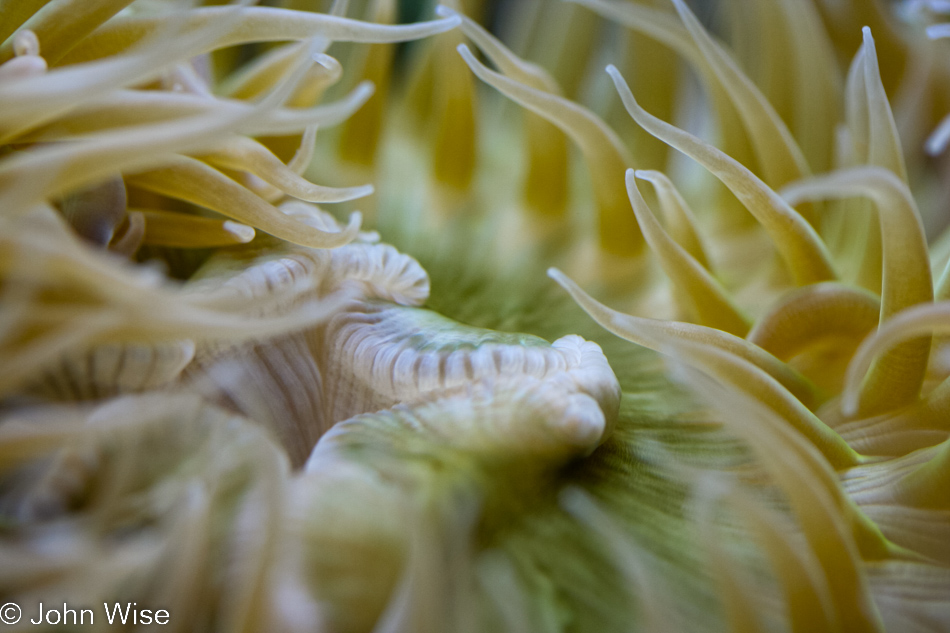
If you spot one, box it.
[2,0,949,631]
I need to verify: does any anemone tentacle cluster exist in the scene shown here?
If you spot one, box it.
[2,0,950,632]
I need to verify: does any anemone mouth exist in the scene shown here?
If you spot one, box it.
[2,1,950,632]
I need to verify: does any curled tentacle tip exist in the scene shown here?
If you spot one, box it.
[13,30,41,57]
[223,221,256,243]
[312,53,338,68]
[925,123,950,155]
[547,269,585,303]
[605,65,633,97]
[347,81,376,107]
[313,211,362,248]
[841,392,859,418]
[434,11,463,28]
[357,79,376,96]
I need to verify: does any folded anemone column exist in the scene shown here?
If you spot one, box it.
[296,327,619,632]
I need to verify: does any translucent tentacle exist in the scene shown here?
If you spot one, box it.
[782,167,932,415]
[457,44,643,255]
[18,82,375,142]
[139,210,256,248]
[430,27,477,191]
[0,46,360,211]
[63,8,463,64]
[0,0,135,64]
[674,357,891,629]
[724,487,839,633]
[670,0,812,191]
[857,28,908,181]
[634,169,711,269]
[570,0,814,209]
[198,136,373,203]
[843,302,950,417]
[447,7,569,215]
[692,481,767,633]
[0,4,268,141]
[337,0,398,167]
[552,268,861,468]
[125,156,361,249]
[747,283,881,361]
[607,65,835,285]
[625,170,749,336]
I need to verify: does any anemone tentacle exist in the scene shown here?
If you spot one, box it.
[2,1,950,632]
